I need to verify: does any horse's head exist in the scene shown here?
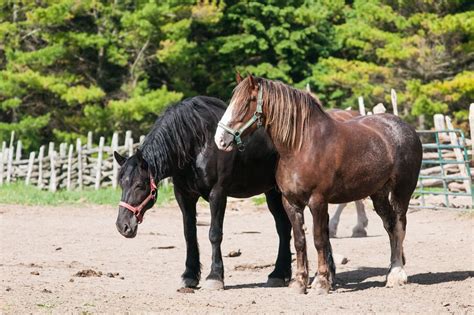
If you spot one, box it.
[114,149,157,238]
[214,74,263,151]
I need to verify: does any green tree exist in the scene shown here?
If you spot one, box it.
[306,0,473,128]
[0,0,182,150]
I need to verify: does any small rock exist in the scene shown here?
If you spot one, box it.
[228,249,241,257]
[55,247,62,251]
[6,287,12,292]
[106,272,120,278]
[69,279,74,282]
[333,253,349,265]
[177,287,195,294]
[443,302,450,307]
[120,276,125,280]
[42,288,52,293]
[74,269,102,277]
[251,300,256,304]
[30,271,40,275]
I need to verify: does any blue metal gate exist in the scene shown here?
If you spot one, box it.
[415,129,473,209]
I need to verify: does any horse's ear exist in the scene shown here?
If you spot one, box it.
[247,74,255,88]
[114,151,126,166]
[136,149,148,168]
[236,71,243,83]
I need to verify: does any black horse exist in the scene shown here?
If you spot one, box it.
[114,96,292,290]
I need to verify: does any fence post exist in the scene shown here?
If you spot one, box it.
[25,152,36,185]
[49,150,57,192]
[47,142,54,157]
[76,138,83,190]
[445,116,471,195]
[6,145,14,183]
[66,144,74,191]
[470,103,474,162]
[59,143,67,158]
[433,114,448,141]
[0,152,3,185]
[37,145,45,189]
[373,103,386,114]
[87,131,93,150]
[390,88,398,116]
[111,132,119,189]
[95,136,105,190]
[124,130,132,156]
[15,140,22,162]
[358,96,366,116]
[9,131,14,148]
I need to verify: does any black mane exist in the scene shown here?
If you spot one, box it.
[140,96,226,179]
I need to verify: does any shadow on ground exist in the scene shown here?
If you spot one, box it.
[336,267,473,292]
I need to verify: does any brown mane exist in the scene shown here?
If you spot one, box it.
[230,77,328,149]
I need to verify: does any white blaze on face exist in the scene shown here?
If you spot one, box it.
[214,100,236,149]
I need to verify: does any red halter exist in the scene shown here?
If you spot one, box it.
[118,175,157,224]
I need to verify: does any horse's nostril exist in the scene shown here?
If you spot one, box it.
[123,224,129,233]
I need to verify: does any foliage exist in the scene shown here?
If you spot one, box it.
[0,0,472,151]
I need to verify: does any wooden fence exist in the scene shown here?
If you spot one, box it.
[0,93,472,196]
[0,130,143,191]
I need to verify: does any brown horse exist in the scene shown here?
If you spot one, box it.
[214,75,422,294]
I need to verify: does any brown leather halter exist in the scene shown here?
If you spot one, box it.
[118,175,157,224]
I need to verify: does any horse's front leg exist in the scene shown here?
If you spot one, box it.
[265,189,292,287]
[203,186,227,290]
[309,198,335,294]
[282,196,308,294]
[174,186,200,288]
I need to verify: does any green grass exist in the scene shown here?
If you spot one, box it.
[252,194,266,206]
[0,182,175,206]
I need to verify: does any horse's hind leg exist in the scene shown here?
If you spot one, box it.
[352,200,368,237]
[371,187,408,287]
[174,186,200,288]
[329,203,346,238]
[264,189,292,287]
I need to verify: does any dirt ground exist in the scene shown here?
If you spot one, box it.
[1,199,473,314]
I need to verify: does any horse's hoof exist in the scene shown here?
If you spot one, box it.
[203,279,224,290]
[311,277,331,294]
[385,266,407,287]
[266,277,287,287]
[181,277,199,288]
[352,228,367,238]
[289,280,306,294]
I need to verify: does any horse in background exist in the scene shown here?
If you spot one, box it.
[323,108,368,238]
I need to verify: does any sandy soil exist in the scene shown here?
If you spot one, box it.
[1,200,473,314]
